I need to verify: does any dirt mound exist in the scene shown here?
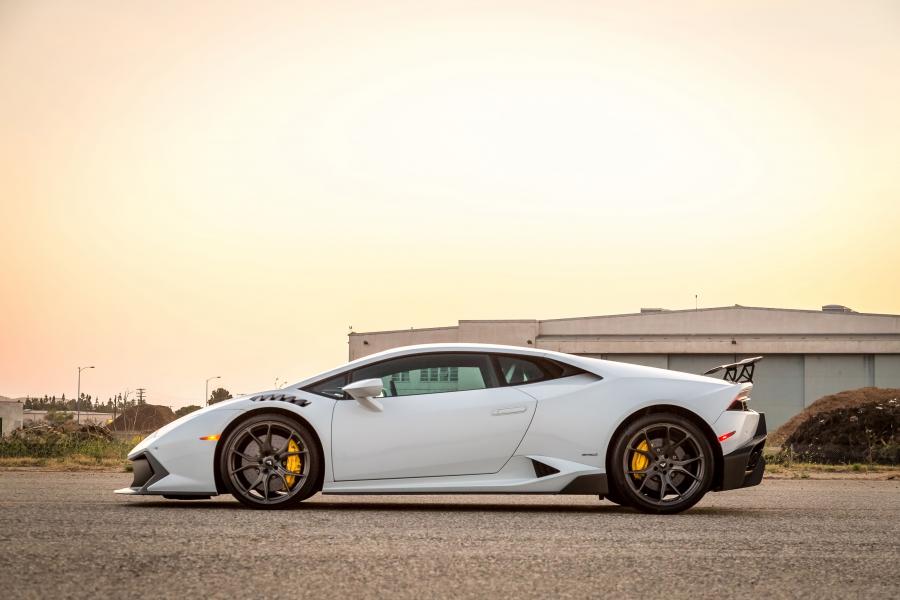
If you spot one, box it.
[769,387,900,447]
[109,404,175,432]
[782,397,899,464]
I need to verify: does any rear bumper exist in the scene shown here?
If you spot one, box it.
[717,412,767,491]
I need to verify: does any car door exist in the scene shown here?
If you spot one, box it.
[331,352,536,481]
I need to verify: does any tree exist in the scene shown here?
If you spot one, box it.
[46,410,72,425]
[208,387,233,405]
[174,405,202,418]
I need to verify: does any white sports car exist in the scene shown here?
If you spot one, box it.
[116,344,766,514]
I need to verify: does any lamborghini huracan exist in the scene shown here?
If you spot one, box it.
[115,344,766,514]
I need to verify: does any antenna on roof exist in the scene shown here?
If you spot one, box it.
[695,294,699,311]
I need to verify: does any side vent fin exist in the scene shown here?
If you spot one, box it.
[532,459,560,478]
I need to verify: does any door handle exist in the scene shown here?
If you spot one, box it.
[492,406,527,416]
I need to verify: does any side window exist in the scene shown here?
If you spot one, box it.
[494,355,576,385]
[496,355,547,385]
[350,353,496,397]
[305,372,348,399]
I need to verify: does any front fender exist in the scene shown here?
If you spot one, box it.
[129,408,244,494]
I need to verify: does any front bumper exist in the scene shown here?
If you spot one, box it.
[717,412,767,491]
[114,452,169,495]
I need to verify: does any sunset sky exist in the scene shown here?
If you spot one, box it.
[1,1,898,408]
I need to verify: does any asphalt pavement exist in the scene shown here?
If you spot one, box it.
[0,472,898,599]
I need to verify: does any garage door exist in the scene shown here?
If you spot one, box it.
[804,355,872,407]
[874,355,900,388]
[739,355,803,430]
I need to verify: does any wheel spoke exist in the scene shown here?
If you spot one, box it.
[641,429,654,454]
[276,434,293,455]
[278,472,291,492]
[671,466,701,482]
[247,429,265,451]
[629,447,653,459]
[665,475,683,499]
[230,464,259,476]
[258,473,270,500]
[674,456,701,466]
[265,424,273,451]
[232,450,259,463]
[281,450,308,458]
[670,435,691,453]
[637,473,654,493]
[657,473,667,500]
[281,469,306,478]
[244,471,264,494]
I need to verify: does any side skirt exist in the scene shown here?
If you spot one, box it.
[322,456,608,496]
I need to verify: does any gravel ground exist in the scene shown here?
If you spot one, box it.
[1,473,898,599]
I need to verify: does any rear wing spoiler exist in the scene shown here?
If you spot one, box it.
[703,356,763,383]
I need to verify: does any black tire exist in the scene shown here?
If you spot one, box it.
[602,485,630,507]
[218,412,321,509]
[609,412,713,514]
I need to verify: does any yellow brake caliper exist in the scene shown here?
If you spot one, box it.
[631,440,650,478]
[284,439,303,489]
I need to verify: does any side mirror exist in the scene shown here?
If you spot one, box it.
[341,378,385,412]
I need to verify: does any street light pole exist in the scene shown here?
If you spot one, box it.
[205,376,221,406]
[77,366,95,424]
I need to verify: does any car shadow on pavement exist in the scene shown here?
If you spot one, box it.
[125,499,756,516]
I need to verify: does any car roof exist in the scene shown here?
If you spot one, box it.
[292,343,561,387]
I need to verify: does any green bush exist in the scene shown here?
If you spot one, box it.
[0,424,133,460]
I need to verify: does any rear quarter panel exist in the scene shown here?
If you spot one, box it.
[515,374,735,470]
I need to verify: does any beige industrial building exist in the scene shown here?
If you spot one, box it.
[349,305,900,429]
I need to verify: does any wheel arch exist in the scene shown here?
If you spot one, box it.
[604,404,724,495]
[213,407,326,495]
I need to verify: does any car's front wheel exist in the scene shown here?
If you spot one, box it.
[219,413,321,509]
[609,413,713,514]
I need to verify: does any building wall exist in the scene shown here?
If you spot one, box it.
[603,354,669,369]
[22,411,114,426]
[0,402,24,436]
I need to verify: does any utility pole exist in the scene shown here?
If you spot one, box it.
[76,366,95,424]
[136,388,146,405]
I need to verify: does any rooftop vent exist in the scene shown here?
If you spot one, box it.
[640,307,668,313]
[822,304,855,313]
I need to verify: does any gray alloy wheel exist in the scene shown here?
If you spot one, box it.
[220,413,321,509]
[610,413,713,514]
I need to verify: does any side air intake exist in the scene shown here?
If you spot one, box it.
[532,459,560,478]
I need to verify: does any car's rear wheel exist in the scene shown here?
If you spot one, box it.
[610,413,713,514]
[219,413,321,509]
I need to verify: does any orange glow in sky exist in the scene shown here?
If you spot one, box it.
[1,1,898,408]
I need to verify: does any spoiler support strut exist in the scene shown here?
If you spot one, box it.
[703,356,763,383]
